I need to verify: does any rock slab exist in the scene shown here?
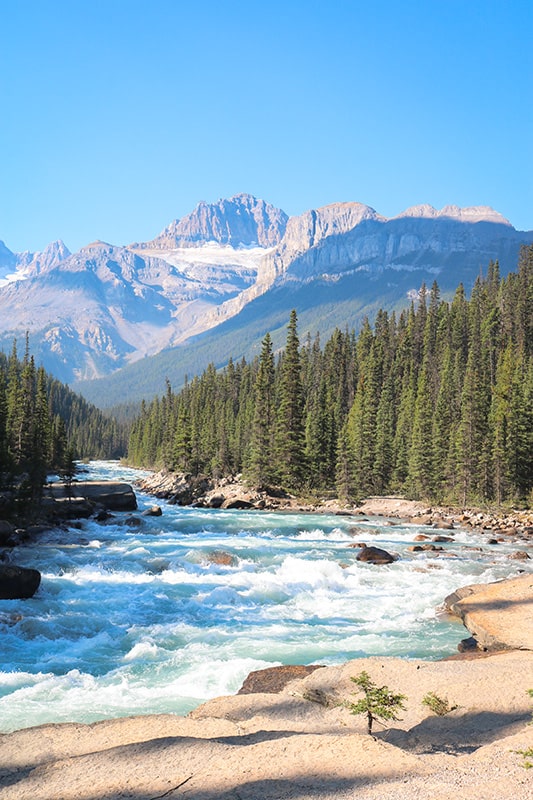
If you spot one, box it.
[445,573,533,651]
[48,481,137,512]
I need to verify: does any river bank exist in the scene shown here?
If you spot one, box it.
[137,469,533,546]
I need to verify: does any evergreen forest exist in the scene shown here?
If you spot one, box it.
[128,246,533,506]
[0,337,127,508]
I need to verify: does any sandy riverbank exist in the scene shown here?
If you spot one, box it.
[0,572,532,800]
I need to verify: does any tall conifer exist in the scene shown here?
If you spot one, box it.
[275,310,306,489]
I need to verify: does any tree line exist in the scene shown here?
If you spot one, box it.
[0,337,127,509]
[128,246,533,506]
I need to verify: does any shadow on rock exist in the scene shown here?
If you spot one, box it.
[380,708,531,754]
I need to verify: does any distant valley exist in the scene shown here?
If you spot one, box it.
[0,193,530,407]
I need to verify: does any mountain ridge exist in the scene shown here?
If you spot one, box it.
[0,194,531,401]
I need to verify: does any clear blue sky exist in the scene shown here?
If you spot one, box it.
[1,0,532,253]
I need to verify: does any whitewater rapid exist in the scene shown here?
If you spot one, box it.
[0,461,529,733]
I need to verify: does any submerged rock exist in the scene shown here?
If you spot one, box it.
[205,550,236,566]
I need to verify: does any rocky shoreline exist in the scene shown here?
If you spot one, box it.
[137,469,533,546]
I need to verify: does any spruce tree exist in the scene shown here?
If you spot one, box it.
[248,333,276,486]
[275,310,306,490]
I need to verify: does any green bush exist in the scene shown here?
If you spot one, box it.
[347,671,406,735]
[422,691,458,716]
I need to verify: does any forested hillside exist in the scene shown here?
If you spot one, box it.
[128,246,533,506]
[0,338,127,506]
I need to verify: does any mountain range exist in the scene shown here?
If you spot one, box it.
[0,193,531,407]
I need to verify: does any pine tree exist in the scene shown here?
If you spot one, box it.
[275,310,306,489]
[248,333,276,486]
[335,423,358,502]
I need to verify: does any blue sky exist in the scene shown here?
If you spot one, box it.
[1,0,532,253]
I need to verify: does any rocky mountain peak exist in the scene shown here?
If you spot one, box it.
[22,239,71,274]
[144,194,288,249]
[280,202,383,253]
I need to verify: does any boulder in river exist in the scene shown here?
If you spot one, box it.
[356,545,397,565]
[0,565,41,599]
[141,505,163,517]
[48,481,137,512]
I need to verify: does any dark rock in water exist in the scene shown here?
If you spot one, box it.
[141,505,163,517]
[0,565,41,599]
[94,509,113,522]
[224,499,254,509]
[238,664,325,694]
[208,495,225,508]
[48,481,137,512]
[124,516,142,527]
[356,545,397,565]
[458,636,480,652]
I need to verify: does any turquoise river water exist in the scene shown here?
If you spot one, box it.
[0,461,530,733]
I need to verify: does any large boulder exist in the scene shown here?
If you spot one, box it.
[356,545,397,565]
[238,664,325,694]
[48,481,137,512]
[0,565,41,599]
[445,574,533,651]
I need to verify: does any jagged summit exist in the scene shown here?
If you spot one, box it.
[141,193,288,250]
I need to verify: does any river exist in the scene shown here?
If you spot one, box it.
[0,460,529,733]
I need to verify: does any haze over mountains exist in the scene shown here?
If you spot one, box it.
[0,193,531,407]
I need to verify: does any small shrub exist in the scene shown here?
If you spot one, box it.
[517,748,533,769]
[347,670,406,735]
[422,691,458,716]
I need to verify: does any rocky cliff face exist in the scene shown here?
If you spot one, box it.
[0,195,531,388]
[16,240,71,276]
[140,193,288,249]
[270,212,526,285]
